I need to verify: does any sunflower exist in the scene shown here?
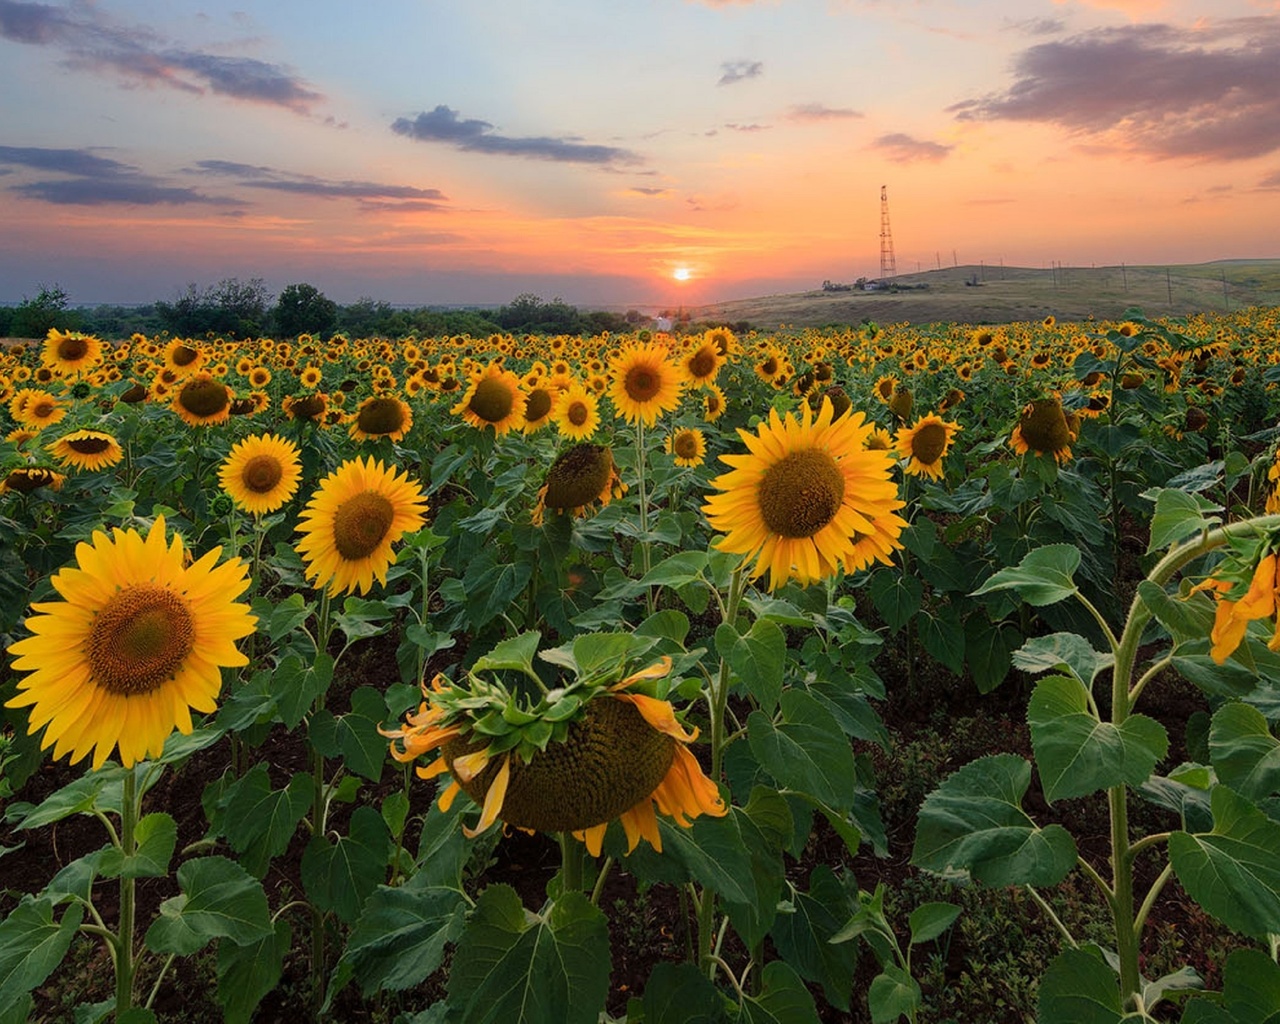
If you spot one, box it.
[247,366,272,388]
[531,444,626,526]
[383,656,726,856]
[702,383,727,423]
[553,382,601,442]
[703,398,907,591]
[349,395,413,442]
[10,388,66,429]
[665,427,707,467]
[283,392,329,423]
[679,340,724,389]
[895,414,961,481]
[46,429,124,471]
[219,433,302,515]
[5,516,255,769]
[1010,397,1076,464]
[865,426,894,452]
[521,383,558,433]
[0,466,66,495]
[41,329,103,378]
[872,375,898,404]
[452,362,527,435]
[163,340,204,377]
[299,365,324,390]
[172,373,232,427]
[608,341,684,426]
[295,456,428,596]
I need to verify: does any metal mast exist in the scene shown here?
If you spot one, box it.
[879,185,896,279]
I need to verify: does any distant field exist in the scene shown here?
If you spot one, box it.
[686,258,1280,329]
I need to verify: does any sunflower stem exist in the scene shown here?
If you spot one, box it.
[310,587,333,1009]
[559,832,585,894]
[114,769,138,1017]
[635,418,655,616]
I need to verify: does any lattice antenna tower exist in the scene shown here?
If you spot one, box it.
[879,185,897,279]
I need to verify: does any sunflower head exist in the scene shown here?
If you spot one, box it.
[665,427,707,467]
[350,395,413,442]
[173,373,232,426]
[533,444,625,525]
[382,638,724,854]
[0,465,66,495]
[220,433,303,515]
[1011,397,1075,464]
[896,414,962,481]
[453,362,527,434]
[608,342,684,426]
[42,329,103,377]
[47,429,124,471]
[5,515,255,768]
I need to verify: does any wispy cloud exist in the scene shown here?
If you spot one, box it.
[190,160,449,208]
[1260,169,1280,190]
[718,59,763,86]
[950,18,1280,161]
[784,103,863,123]
[0,145,243,206]
[871,133,953,163]
[0,0,322,114]
[391,105,642,166]
[725,122,770,132]
[1005,17,1066,36]
[629,186,670,196]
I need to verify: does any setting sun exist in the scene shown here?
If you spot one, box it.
[672,267,692,282]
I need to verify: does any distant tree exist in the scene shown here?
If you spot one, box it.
[275,283,337,338]
[0,306,13,337]
[156,278,271,338]
[9,284,80,338]
[336,297,396,338]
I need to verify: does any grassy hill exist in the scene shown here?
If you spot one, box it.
[685,258,1280,330]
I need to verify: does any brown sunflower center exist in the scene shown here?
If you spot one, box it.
[242,454,284,494]
[357,397,407,436]
[444,698,676,833]
[759,357,779,377]
[89,585,195,696]
[67,435,112,454]
[566,400,590,427]
[289,395,326,420]
[333,491,395,560]
[543,445,614,510]
[673,431,700,460]
[31,400,57,419]
[624,364,662,402]
[757,448,846,539]
[178,380,229,418]
[524,388,552,423]
[469,377,515,423]
[57,336,89,361]
[687,347,717,379]
[171,345,199,367]
[910,422,949,466]
[1019,400,1072,452]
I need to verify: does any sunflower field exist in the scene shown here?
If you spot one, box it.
[3,307,1280,1023]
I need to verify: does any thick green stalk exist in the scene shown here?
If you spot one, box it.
[310,588,333,1007]
[1104,512,1280,1006]
[635,418,654,614]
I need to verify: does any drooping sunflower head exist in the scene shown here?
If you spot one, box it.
[350,394,413,442]
[383,649,725,855]
[219,433,303,515]
[172,373,232,427]
[5,515,255,768]
[452,362,527,434]
[895,414,962,481]
[283,392,329,422]
[810,385,852,420]
[703,398,907,590]
[46,429,124,471]
[1011,396,1075,464]
[0,465,66,495]
[608,342,684,426]
[665,426,707,467]
[702,383,727,423]
[41,329,103,378]
[295,456,428,596]
[532,444,626,526]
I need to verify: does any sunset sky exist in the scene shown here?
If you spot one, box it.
[1,0,1277,308]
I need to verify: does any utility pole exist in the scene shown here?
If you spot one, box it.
[879,186,897,279]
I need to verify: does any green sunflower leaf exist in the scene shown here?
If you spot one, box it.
[1142,487,1223,554]
[911,754,1077,885]
[446,886,610,1024]
[971,544,1081,607]
[0,896,84,1010]
[747,690,857,809]
[215,920,291,1024]
[143,856,272,955]
[1036,948,1124,1024]
[1169,785,1280,939]
[300,806,390,926]
[716,618,786,713]
[1210,702,1280,801]
[1028,675,1167,802]
[768,866,858,1010]
[741,961,822,1024]
[868,964,922,1024]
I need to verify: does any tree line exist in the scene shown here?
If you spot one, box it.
[0,281,658,341]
